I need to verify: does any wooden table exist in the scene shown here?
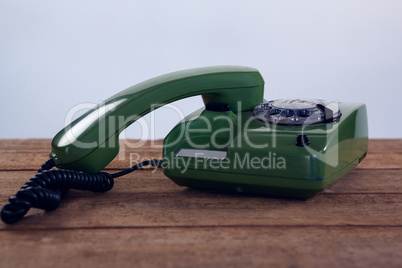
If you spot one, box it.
[0,139,401,267]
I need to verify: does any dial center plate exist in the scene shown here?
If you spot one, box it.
[253,98,341,125]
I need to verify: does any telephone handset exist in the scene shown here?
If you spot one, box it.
[51,66,264,173]
[1,66,368,224]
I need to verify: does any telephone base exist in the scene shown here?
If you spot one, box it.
[164,156,363,199]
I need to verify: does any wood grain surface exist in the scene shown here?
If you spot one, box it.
[0,139,401,268]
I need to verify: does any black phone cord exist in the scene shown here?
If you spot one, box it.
[1,158,163,224]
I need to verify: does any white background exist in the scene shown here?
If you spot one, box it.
[1,0,401,139]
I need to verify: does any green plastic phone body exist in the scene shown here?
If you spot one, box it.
[163,103,368,198]
[51,66,368,199]
[51,66,264,173]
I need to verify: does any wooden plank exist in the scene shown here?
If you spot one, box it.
[0,151,53,171]
[367,139,402,154]
[0,139,164,170]
[357,154,402,169]
[0,139,400,170]
[0,139,51,151]
[1,168,401,198]
[1,178,402,229]
[0,150,163,171]
[0,139,163,151]
[0,227,401,268]
[0,147,401,171]
[1,139,400,153]
[324,169,402,193]
[0,170,177,197]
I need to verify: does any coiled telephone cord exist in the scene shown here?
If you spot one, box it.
[1,158,163,224]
